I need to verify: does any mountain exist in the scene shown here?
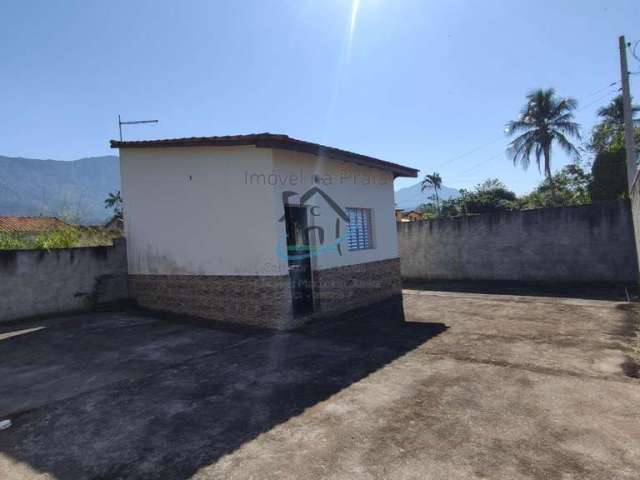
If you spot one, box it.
[394,181,460,211]
[0,155,120,224]
[0,154,457,222]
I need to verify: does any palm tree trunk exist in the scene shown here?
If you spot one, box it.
[435,188,440,215]
[543,143,552,178]
[543,143,556,201]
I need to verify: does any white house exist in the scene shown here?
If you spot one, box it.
[112,133,418,329]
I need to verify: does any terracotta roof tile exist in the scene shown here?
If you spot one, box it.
[0,216,69,234]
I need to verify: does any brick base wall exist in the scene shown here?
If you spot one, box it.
[128,274,294,329]
[311,258,402,315]
[128,258,402,329]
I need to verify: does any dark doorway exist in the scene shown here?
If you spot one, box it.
[284,205,314,316]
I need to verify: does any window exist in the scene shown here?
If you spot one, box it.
[346,207,373,251]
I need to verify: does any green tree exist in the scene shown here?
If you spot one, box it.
[105,191,123,220]
[521,165,592,208]
[437,179,519,217]
[589,95,639,154]
[588,95,640,201]
[416,203,438,220]
[421,172,442,213]
[506,88,581,179]
[590,149,627,202]
[463,179,519,214]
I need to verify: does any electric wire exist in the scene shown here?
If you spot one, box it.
[435,81,620,170]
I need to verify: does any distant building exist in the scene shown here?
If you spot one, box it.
[0,216,69,236]
[404,210,423,222]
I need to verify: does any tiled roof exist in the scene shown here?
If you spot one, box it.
[0,216,69,234]
[110,133,418,178]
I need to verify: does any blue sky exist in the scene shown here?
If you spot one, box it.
[0,0,638,194]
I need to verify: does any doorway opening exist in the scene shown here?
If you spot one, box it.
[284,205,314,316]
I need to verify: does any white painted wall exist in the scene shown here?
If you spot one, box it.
[120,146,283,276]
[271,149,398,272]
[120,145,400,277]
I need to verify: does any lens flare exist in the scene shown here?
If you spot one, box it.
[347,0,361,61]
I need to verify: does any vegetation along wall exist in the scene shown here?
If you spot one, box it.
[397,200,638,284]
[0,239,128,323]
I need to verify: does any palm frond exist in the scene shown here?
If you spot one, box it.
[552,121,581,140]
[552,112,575,124]
[505,120,532,135]
[506,88,581,178]
[507,131,538,170]
[553,131,581,162]
[547,97,576,124]
[534,143,544,173]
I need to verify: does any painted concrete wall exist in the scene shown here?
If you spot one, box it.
[398,201,638,284]
[120,146,283,276]
[0,240,127,323]
[629,177,640,281]
[120,145,400,277]
[271,149,398,273]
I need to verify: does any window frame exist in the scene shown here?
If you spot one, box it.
[345,207,375,252]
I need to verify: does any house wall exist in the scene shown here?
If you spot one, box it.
[398,201,638,284]
[270,149,399,271]
[271,149,402,314]
[0,240,128,323]
[120,145,403,327]
[120,146,283,276]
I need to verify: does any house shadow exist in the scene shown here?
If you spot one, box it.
[403,279,637,301]
[0,298,446,479]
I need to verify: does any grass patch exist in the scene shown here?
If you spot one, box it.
[0,226,119,251]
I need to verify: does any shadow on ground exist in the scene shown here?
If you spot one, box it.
[403,280,638,301]
[0,299,446,479]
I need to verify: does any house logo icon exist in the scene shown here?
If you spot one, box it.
[276,186,350,260]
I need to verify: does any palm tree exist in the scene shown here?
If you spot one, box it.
[421,172,442,214]
[590,95,639,153]
[506,88,581,179]
[597,95,639,126]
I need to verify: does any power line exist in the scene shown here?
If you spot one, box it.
[447,151,505,179]
[443,89,620,181]
[628,40,640,74]
[434,137,504,169]
[430,80,620,172]
[577,81,618,102]
[576,88,620,113]
[630,40,640,63]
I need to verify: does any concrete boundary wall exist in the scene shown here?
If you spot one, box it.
[398,201,638,284]
[629,176,640,280]
[0,239,128,323]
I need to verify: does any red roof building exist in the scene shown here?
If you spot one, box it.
[0,216,69,234]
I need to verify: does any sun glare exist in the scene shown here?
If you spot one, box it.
[347,0,361,61]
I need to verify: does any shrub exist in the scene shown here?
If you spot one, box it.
[32,226,82,250]
[0,232,29,250]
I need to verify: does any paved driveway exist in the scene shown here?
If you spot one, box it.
[0,289,638,479]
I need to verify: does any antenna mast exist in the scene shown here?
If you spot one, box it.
[118,115,159,141]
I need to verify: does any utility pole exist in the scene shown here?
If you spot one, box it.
[619,35,638,190]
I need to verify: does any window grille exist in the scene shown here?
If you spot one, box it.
[346,207,373,251]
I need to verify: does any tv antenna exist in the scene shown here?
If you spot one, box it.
[118,115,159,141]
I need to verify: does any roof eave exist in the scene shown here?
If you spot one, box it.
[110,136,418,178]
